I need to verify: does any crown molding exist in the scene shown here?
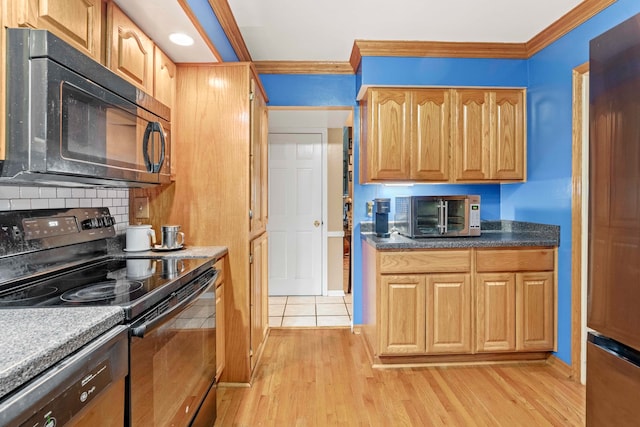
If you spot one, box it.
[254,61,354,74]
[354,40,528,59]
[207,0,252,61]
[526,0,617,57]
[213,0,616,74]
[177,0,223,62]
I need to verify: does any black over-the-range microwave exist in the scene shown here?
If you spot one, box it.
[1,28,171,187]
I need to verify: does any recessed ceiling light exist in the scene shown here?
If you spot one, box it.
[169,33,194,47]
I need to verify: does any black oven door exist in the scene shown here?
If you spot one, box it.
[128,270,218,427]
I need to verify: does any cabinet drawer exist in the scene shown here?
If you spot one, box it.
[380,250,471,274]
[476,248,554,272]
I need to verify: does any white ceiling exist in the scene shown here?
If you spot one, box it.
[118,0,585,128]
[227,0,585,61]
[112,0,217,63]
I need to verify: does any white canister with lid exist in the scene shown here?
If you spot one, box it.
[125,225,156,251]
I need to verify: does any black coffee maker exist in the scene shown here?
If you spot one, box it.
[373,198,391,237]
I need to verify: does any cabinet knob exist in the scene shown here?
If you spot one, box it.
[314,220,321,228]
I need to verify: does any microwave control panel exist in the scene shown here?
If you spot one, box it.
[469,203,481,230]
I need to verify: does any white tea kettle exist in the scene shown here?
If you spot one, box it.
[125,225,156,252]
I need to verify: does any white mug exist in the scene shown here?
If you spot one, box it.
[125,225,156,251]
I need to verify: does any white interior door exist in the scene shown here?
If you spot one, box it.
[268,132,323,296]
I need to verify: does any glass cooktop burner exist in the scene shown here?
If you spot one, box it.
[60,280,144,303]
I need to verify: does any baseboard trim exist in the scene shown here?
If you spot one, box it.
[546,354,574,379]
[326,290,345,297]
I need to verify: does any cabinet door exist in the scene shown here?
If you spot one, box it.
[491,89,525,180]
[516,272,554,351]
[453,89,491,181]
[250,80,268,235]
[108,3,154,94]
[215,281,225,381]
[411,89,450,181]
[366,88,411,180]
[476,273,516,352]
[14,0,102,61]
[153,46,176,108]
[250,233,268,371]
[379,275,426,354]
[426,274,471,354]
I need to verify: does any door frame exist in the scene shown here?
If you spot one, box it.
[269,127,328,296]
[571,61,590,383]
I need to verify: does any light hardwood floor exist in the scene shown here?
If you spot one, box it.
[216,329,585,426]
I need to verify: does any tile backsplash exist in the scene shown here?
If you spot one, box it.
[0,185,130,234]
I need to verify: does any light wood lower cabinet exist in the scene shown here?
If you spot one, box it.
[214,258,226,382]
[362,243,556,363]
[380,275,426,354]
[250,232,269,371]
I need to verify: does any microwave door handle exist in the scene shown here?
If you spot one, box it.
[443,200,448,234]
[142,122,166,173]
[437,200,446,235]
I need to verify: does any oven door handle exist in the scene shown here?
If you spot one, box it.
[131,270,218,338]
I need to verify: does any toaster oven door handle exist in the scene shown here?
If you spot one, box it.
[131,270,218,338]
[142,121,166,173]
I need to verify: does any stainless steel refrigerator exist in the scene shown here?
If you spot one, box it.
[587,12,640,426]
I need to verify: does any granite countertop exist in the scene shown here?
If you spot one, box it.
[110,245,228,261]
[0,307,124,400]
[362,220,560,250]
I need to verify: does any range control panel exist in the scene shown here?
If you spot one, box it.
[0,208,116,256]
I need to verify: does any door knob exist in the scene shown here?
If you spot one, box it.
[314,220,321,227]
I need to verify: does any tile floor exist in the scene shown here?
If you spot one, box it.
[268,294,352,327]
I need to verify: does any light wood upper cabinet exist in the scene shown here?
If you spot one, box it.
[453,88,526,182]
[11,0,103,61]
[250,78,268,237]
[361,88,411,181]
[153,46,176,109]
[360,86,525,183]
[107,2,154,94]
[412,89,451,180]
[492,90,525,180]
[453,89,491,181]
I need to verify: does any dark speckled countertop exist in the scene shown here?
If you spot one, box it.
[362,220,560,249]
[0,307,124,400]
[0,245,228,402]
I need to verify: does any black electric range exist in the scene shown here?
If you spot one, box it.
[0,208,214,321]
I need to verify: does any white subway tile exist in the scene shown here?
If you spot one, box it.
[85,189,97,198]
[56,188,72,198]
[31,199,49,209]
[71,189,85,198]
[19,187,39,198]
[0,186,20,199]
[80,199,92,208]
[65,199,80,208]
[39,187,57,198]
[11,199,31,210]
[49,199,65,208]
[96,189,108,198]
[107,190,118,198]
[0,200,11,211]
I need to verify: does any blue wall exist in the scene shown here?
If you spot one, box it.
[205,0,640,366]
[501,0,640,363]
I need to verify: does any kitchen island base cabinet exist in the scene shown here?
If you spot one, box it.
[362,242,556,366]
